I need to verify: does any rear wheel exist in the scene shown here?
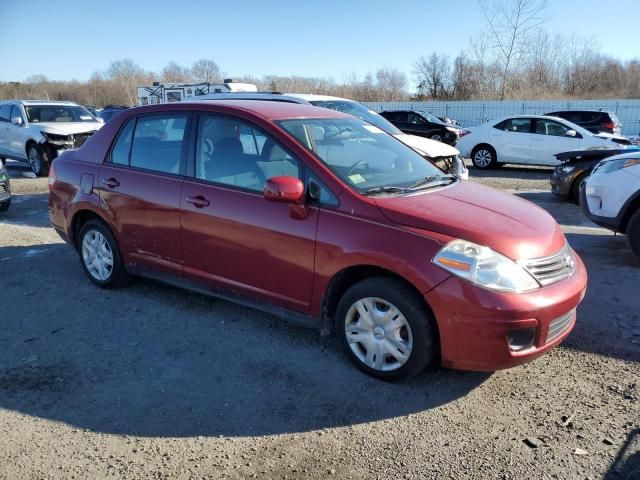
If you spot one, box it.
[335,277,436,381]
[429,133,443,142]
[27,144,49,177]
[471,145,497,169]
[78,220,130,288]
[627,209,640,258]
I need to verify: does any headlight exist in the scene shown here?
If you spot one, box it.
[558,165,575,174]
[446,127,460,134]
[41,132,73,145]
[433,239,540,293]
[593,157,640,175]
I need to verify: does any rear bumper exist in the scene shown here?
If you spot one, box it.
[425,252,587,371]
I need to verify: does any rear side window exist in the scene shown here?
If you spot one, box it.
[111,119,135,165]
[130,115,187,174]
[495,118,531,133]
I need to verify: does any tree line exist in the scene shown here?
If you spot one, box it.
[1,0,637,107]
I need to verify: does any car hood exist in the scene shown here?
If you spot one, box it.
[31,122,103,135]
[394,133,459,157]
[555,147,639,163]
[374,181,566,260]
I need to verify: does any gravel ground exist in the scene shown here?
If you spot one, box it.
[0,161,639,480]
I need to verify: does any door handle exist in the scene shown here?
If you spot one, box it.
[185,195,210,208]
[101,177,120,188]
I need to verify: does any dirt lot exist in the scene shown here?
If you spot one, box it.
[0,162,638,480]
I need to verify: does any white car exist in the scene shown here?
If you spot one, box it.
[581,151,640,257]
[0,100,103,176]
[457,115,627,169]
[192,92,468,179]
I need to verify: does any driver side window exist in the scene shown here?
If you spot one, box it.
[407,113,426,125]
[535,119,569,137]
[196,114,301,192]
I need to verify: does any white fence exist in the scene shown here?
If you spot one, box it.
[363,99,640,136]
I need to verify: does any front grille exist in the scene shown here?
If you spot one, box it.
[521,244,575,287]
[72,131,96,148]
[546,309,575,343]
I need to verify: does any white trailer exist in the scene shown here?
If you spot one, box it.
[137,80,257,105]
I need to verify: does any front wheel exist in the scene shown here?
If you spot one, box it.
[78,220,130,288]
[429,133,443,142]
[627,209,640,259]
[335,277,436,381]
[27,144,49,177]
[471,146,497,169]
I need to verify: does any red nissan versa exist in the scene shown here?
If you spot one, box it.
[49,101,587,380]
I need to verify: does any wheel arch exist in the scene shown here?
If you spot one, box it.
[619,191,640,234]
[69,208,114,249]
[321,264,439,340]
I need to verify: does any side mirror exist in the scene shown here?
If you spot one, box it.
[565,129,577,137]
[11,116,23,126]
[264,176,305,204]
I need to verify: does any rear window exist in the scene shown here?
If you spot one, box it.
[110,114,188,174]
[494,118,531,133]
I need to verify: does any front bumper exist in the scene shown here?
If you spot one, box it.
[579,179,621,231]
[425,252,587,371]
[550,169,574,197]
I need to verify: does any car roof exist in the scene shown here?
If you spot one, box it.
[168,100,351,120]
[0,100,79,106]
[546,109,609,114]
[285,93,357,103]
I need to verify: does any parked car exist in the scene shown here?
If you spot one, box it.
[379,110,465,146]
[0,159,10,211]
[97,105,129,123]
[0,100,103,176]
[194,92,468,179]
[551,147,639,202]
[581,152,640,257]
[457,115,627,169]
[50,101,587,380]
[545,110,622,136]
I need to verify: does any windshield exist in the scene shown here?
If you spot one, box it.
[309,100,403,136]
[278,117,447,193]
[24,105,97,123]
[416,111,446,125]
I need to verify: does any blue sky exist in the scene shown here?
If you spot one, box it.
[0,0,638,84]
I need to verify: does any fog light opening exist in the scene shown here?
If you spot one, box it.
[507,327,536,352]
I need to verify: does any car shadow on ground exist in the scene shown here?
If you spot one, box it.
[0,193,51,229]
[603,428,640,479]
[0,243,489,438]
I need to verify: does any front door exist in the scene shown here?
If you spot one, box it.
[531,118,582,165]
[97,112,190,275]
[180,113,318,313]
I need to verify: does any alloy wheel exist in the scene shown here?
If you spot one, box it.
[430,134,443,142]
[474,149,492,168]
[28,147,42,175]
[81,230,114,281]
[344,297,413,372]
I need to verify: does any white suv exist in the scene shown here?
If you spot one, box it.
[0,100,103,176]
[581,151,640,257]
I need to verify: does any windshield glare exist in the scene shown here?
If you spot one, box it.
[309,100,403,136]
[25,105,96,123]
[278,117,444,192]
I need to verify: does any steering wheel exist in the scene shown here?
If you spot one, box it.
[346,160,369,176]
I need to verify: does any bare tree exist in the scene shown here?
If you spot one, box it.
[479,0,549,99]
[161,61,193,83]
[191,59,221,83]
[414,53,451,99]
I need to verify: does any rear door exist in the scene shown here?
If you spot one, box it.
[490,118,532,163]
[97,112,190,276]
[531,118,582,165]
[7,105,28,158]
[0,104,12,156]
[180,113,318,313]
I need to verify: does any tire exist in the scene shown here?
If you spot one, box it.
[0,199,10,212]
[429,133,443,142]
[335,277,436,381]
[627,209,640,259]
[471,145,497,169]
[78,219,130,288]
[570,172,589,204]
[27,144,49,177]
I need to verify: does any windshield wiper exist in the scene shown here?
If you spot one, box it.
[408,174,456,190]
[362,186,408,196]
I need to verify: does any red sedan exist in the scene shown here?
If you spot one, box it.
[49,101,587,380]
